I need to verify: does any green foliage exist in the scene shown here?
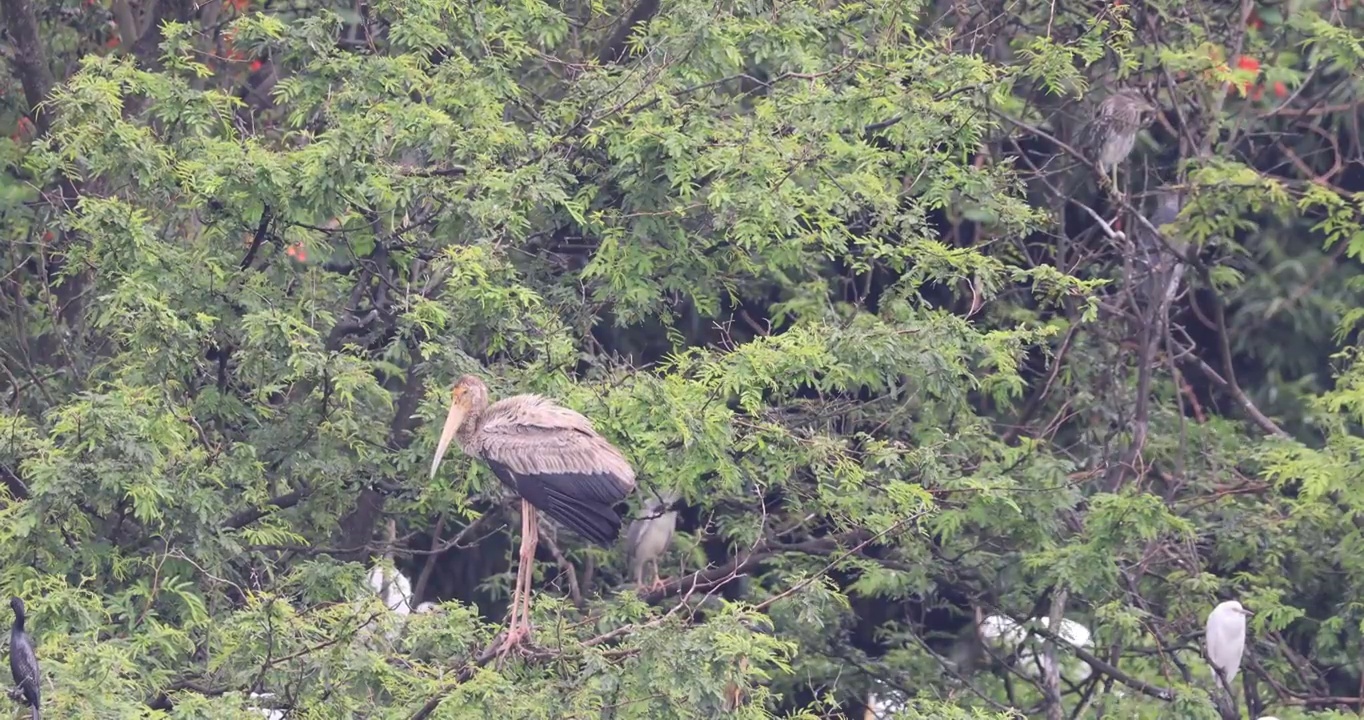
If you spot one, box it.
[0,0,1363,717]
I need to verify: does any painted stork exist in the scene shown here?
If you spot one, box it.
[429,374,636,650]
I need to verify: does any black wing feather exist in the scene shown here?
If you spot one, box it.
[486,458,626,545]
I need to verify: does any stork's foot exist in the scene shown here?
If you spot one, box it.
[6,686,20,703]
[496,622,535,656]
[648,575,667,593]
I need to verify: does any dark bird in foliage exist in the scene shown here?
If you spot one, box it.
[626,490,680,592]
[1147,189,1184,230]
[1081,89,1157,188]
[430,375,636,652]
[1135,189,1187,306]
[8,597,39,720]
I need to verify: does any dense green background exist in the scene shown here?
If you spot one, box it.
[0,0,1362,717]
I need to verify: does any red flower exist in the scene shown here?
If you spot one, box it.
[106,35,120,48]
[1230,57,1260,95]
[13,116,35,143]
[1273,81,1288,98]
[285,244,308,262]
[249,59,263,72]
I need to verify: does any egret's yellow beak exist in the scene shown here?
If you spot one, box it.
[430,390,467,479]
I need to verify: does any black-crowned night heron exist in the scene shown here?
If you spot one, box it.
[1135,189,1187,302]
[626,490,680,592]
[1081,89,1157,189]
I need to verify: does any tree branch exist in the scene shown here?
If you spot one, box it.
[596,0,660,65]
[131,0,193,65]
[0,0,55,136]
[1183,356,1289,440]
[239,207,274,271]
[1026,621,1176,703]
[222,486,310,530]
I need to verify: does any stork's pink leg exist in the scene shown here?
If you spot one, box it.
[499,504,531,654]
[499,500,536,653]
[518,504,539,641]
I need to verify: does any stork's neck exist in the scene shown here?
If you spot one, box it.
[455,396,489,452]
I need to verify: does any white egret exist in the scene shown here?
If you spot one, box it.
[979,614,1093,681]
[248,692,285,720]
[367,563,414,615]
[357,562,419,646]
[863,680,906,719]
[1205,600,1253,694]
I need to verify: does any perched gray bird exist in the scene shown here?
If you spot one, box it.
[1081,89,1157,188]
[1147,189,1184,231]
[430,374,637,653]
[1135,189,1187,306]
[626,491,680,591]
[8,597,39,720]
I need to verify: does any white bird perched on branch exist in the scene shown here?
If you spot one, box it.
[863,680,907,720]
[979,614,1093,681]
[1205,600,1253,696]
[368,563,414,616]
[248,692,284,720]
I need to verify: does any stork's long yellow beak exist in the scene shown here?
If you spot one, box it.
[430,398,467,479]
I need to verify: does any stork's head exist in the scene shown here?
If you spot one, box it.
[10,596,24,620]
[430,375,490,479]
[1218,600,1253,617]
